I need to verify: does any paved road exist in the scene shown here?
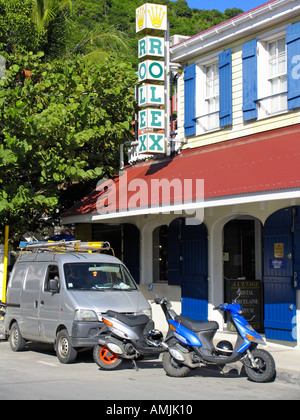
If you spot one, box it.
[0,341,299,402]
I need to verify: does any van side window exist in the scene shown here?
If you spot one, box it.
[25,264,47,291]
[44,265,60,292]
[10,265,28,289]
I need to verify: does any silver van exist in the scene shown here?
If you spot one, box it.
[4,248,151,363]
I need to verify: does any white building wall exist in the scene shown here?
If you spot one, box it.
[135,197,300,346]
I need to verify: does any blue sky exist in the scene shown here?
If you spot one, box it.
[171,0,269,13]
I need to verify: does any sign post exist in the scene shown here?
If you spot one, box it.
[1,226,9,303]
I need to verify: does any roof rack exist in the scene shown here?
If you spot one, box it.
[19,240,113,254]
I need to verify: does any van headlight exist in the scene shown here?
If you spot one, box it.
[138,308,152,319]
[74,309,98,322]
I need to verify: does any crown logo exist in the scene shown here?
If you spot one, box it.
[136,6,145,30]
[148,5,165,28]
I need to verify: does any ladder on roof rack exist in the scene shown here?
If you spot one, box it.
[19,240,113,254]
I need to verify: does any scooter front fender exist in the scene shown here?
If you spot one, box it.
[233,318,265,353]
[236,338,252,354]
[168,320,202,347]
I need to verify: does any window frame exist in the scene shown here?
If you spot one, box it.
[257,28,288,119]
[195,53,221,135]
[44,264,60,293]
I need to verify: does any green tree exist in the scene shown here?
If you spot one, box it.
[171,0,192,18]
[31,0,72,32]
[0,51,136,239]
[70,24,133,64]
[30,0,73,58]
[0,0,41,53]
[68,0,134,64]
[0,0,73,59]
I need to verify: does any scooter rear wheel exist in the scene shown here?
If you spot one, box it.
[93,345,123,370]
[162,352,191,377]
[244,348,276,383]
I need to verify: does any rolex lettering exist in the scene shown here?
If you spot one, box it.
[138,60,164,83]
[138,36,165,59]
[138,85,164,107]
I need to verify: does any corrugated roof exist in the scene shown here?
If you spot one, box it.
[62,125,300,220]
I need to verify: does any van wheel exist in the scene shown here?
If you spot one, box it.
[56,329,77,364]
[9,322,26,352]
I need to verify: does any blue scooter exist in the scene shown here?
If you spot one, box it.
[163,289,276,382]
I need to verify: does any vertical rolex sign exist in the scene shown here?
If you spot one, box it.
[136,3,167,155]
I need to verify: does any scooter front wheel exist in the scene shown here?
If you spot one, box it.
[93,345,123,370]
[162,352,191,377]
[244,348,276,383]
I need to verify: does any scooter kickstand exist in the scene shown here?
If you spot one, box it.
[131,359,139,371]
[217,365,227,376]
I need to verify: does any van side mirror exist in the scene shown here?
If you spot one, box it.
[49,279,59,293]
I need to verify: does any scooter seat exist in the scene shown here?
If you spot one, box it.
[175,315,219,333]
[106,310,149,327]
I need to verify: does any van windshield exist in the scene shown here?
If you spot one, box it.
[63,263,137,291]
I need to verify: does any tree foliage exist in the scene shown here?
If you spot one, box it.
[70,0,244,46]
[30,0,73,58]
[0,0,41,54]
[0,51,136,237]
[69,0,244,66]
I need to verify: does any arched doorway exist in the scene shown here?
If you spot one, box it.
[223,217,263,332]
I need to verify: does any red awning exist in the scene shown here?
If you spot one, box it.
[62,125,300,221]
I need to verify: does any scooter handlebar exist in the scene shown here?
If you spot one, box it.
[151,297,168,305]
[213,304,226,311]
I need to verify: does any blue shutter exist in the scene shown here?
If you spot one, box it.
[180,223,208,321]
[263,208,297,342]
[242,40,258,121]
[184,63,196,137]
[287,22,300,110]
[219,49,232,127]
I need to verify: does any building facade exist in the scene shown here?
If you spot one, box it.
[62,0,300,347]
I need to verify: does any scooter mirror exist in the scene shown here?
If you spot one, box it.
[234,288,242,303]
[148,284,159,298]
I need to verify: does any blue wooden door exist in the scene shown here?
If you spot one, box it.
[263,207,297,342]
[168,219,208,321]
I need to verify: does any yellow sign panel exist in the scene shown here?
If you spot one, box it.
[274,242,284,258]
[136,3,167,33]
